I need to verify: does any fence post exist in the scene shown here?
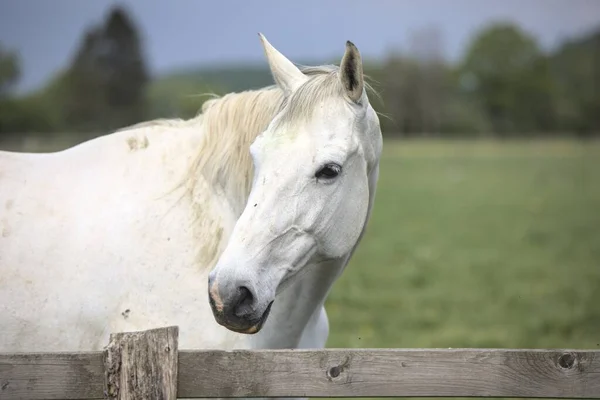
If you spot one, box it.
[103,326,179,400]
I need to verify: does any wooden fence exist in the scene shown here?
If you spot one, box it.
[1,326,599,399]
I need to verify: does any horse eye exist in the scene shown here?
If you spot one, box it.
[315,163,341,180]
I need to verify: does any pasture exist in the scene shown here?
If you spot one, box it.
[326,138,600,350]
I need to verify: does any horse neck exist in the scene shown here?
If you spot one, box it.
[249,258,343,349]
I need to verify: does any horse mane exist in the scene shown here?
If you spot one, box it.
[184,65,359,211]
[148,64,374,215]
[185,84,284,211]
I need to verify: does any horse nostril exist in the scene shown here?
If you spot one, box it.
[239,286,254,305]
[233,286,255,317]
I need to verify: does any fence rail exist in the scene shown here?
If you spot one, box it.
[1,326,599,399]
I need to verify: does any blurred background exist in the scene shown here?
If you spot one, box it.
[1,0,598,355]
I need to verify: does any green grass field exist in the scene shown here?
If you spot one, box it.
[325,139,600,351]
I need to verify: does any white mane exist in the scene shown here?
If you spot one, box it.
[116,64,377,211]
[179,65,377,209]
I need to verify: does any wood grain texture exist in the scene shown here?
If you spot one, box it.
[0,352,104,400]
[178,348,600,398]
[2,348,599,399]
[104,326,178,400]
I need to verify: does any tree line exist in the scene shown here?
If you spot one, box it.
[367,23,599,137]
[1,5,598,140]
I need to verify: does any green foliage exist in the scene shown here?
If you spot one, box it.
[459,23,557,136]
[0,95,60,134]
[0,45,64,136]
[439,96,492,136]
[147,75,225,119]
[0,44,20,97]
[148,22,597,138]
[61,6,150,132]
[550,30,600,136]
[169,65,276,94]
[1,16,598,139]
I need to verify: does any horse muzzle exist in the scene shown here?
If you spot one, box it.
[208,273,274,334]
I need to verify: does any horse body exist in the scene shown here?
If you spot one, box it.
[0,34,382,380]
[1,123,241,351]
[0,120,339,354]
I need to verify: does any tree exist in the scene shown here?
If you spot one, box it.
[380,54,425,136]
[408,27,446,136]
[0,43,20,97]
[62,28,109,132]
[378,42,452,137]
[101,6,150,129]
[0,42,66,136]
[460,23,556,136]
[147,75,226,120]
[550,29,600,136]
[62,5,149,133]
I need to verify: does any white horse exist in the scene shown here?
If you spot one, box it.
[0,34,382,367]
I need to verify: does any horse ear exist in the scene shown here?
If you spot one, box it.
[258,33,307,94]
[339,40,364,103]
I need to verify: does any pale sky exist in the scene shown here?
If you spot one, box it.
[1,0,599,93]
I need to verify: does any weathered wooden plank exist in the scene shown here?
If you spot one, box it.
[104,326,178,400]
[0,352,104,399]
[2,348,600,399]
[178,348,600,398]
